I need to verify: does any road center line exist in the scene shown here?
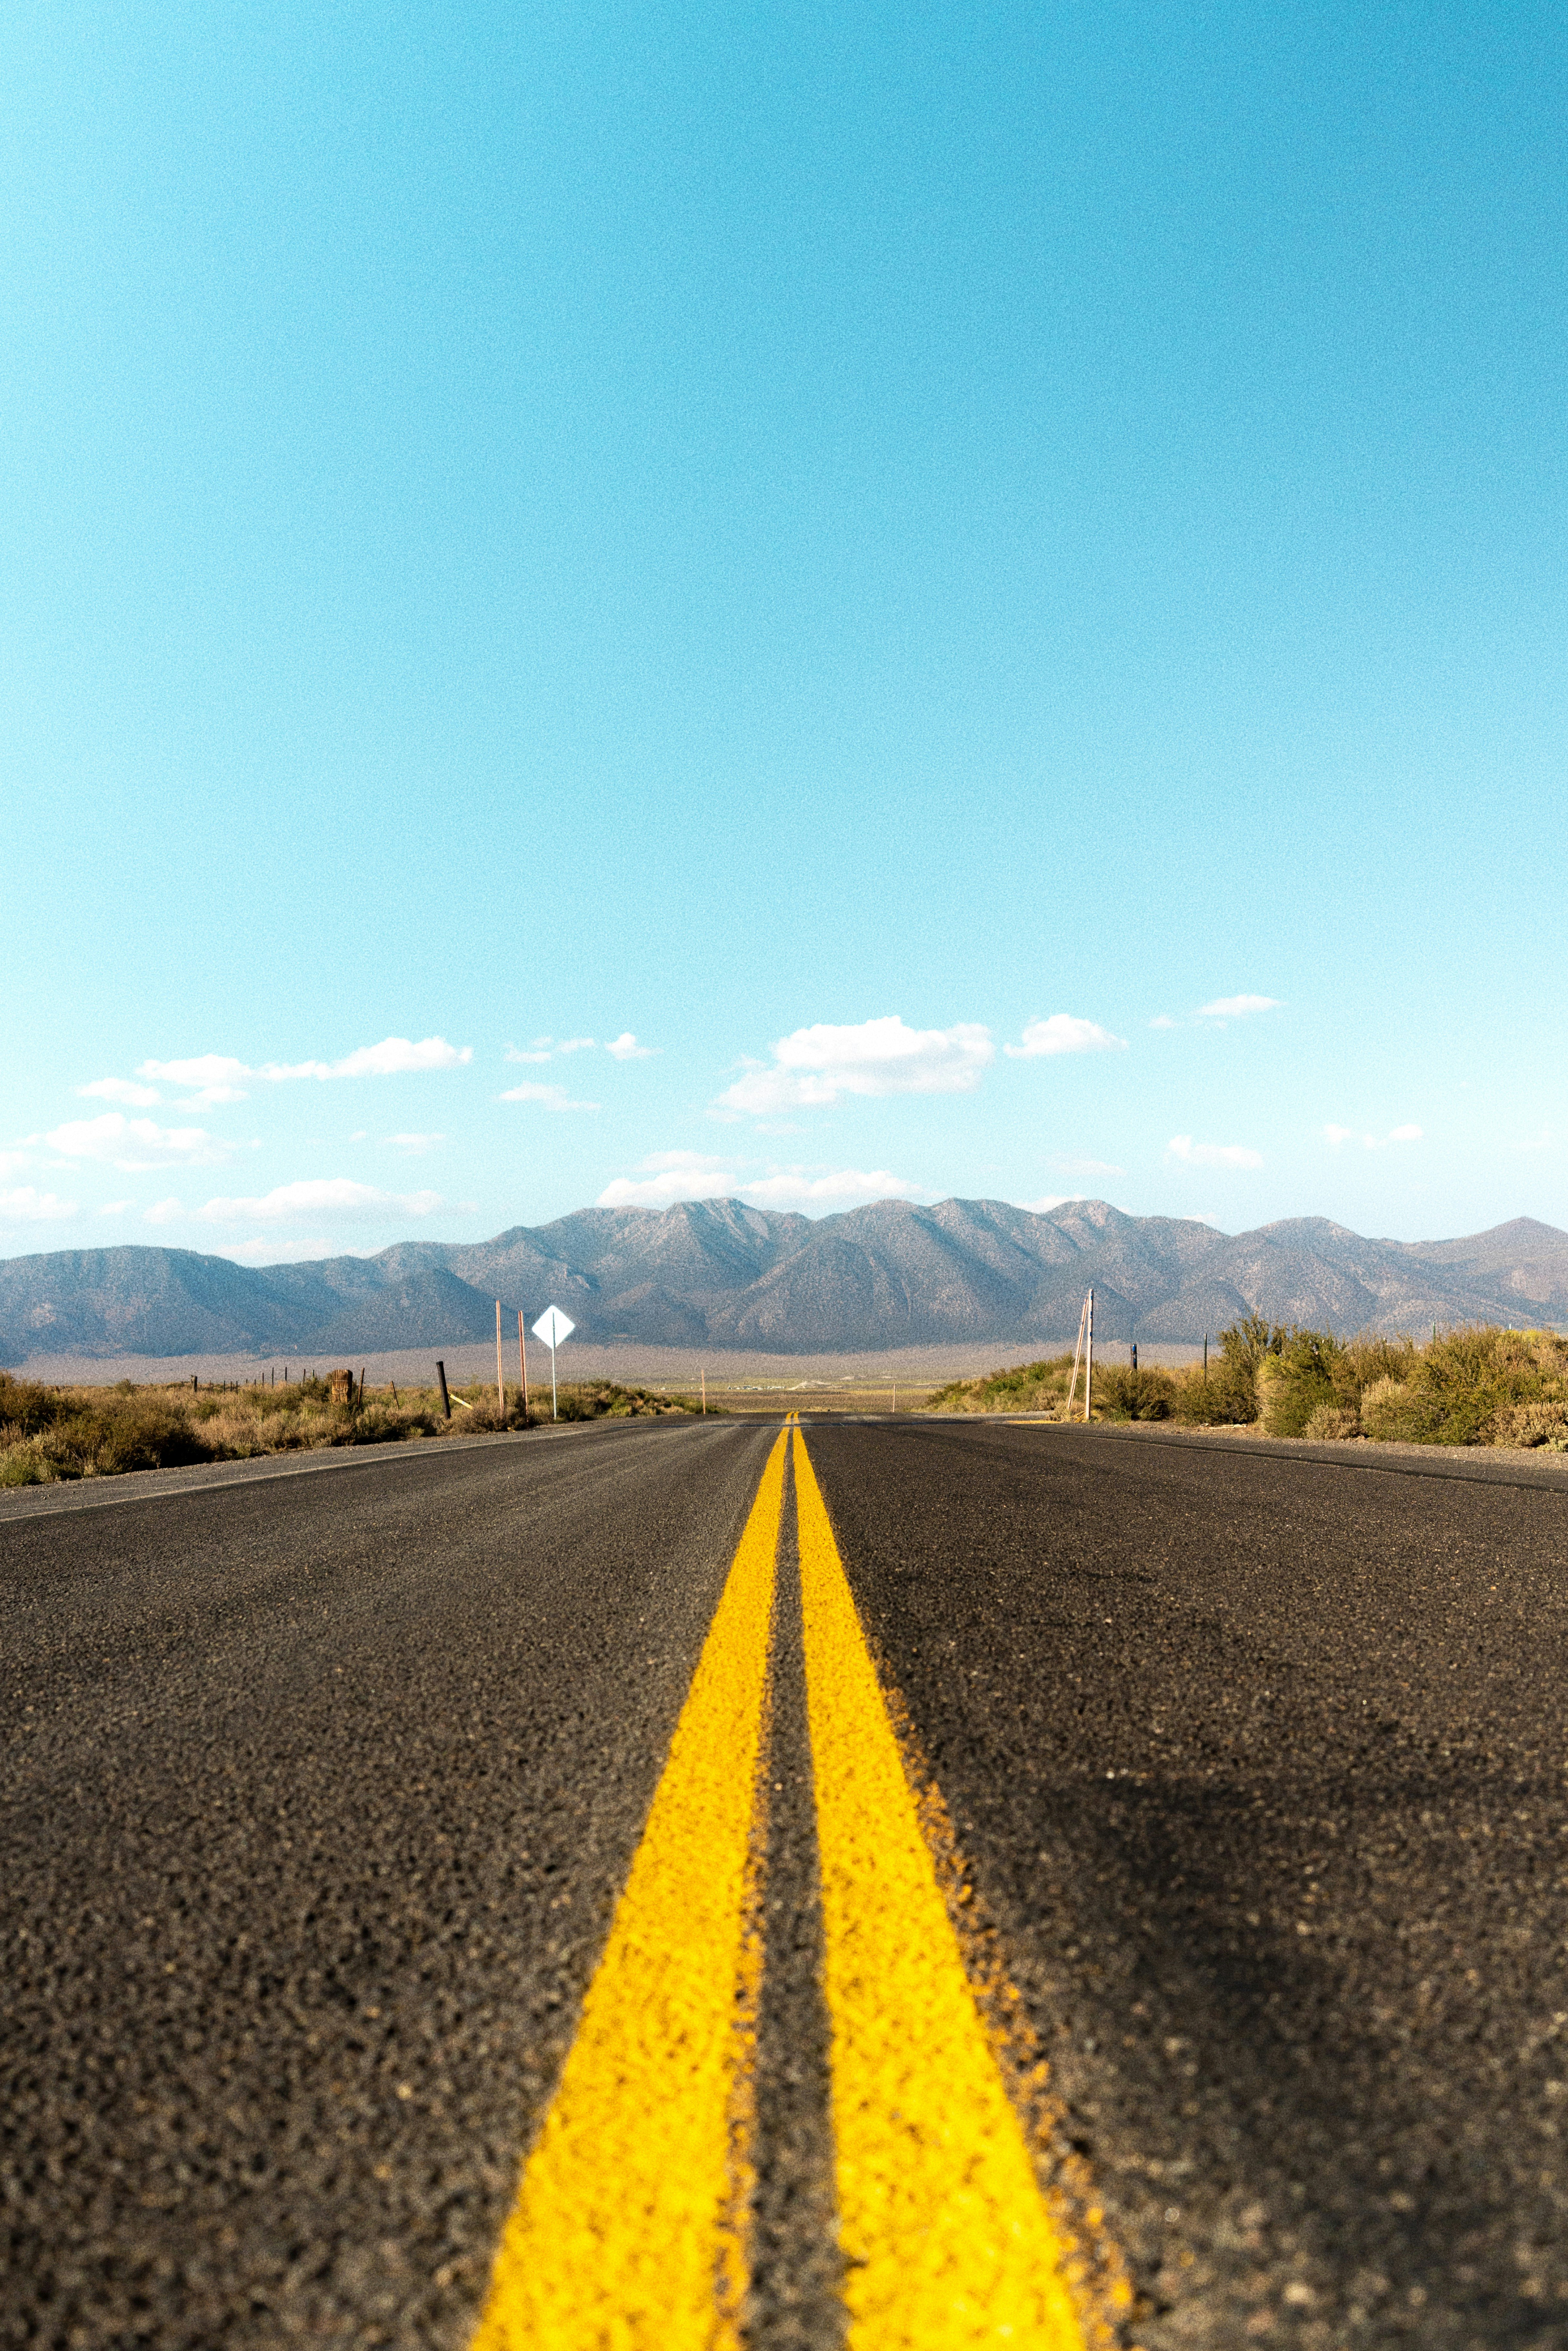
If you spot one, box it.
[793,1426,1091,2349]
[470,1428,787,2350]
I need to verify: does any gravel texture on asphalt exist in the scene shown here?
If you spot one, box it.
[746,1450,846,2351]
[804,1419,1568,2351]
[1,1418,771,2350]
[7,1415,1568,2349]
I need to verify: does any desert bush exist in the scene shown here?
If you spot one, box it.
[540,1381,706,1421]
[1094,1364,1178,1421]
[1358,1377,1425,1442]
[0,1368,698,1486]
[1484,1400,1568,1450]
[0,1373,67,1439]
[1334,1335,1419,1399]
[1169,1368,1251,1424]
[1259,1328,1346,1437]
[1404,1324,1568,1446]
[926,1356,1078,1415]
[0,1443,53,1486]
[1303,1404,1362,1442]
[1166,1317,1283,1425]
[927,1316,1568,1451]
[1221,1315,1288,1381]
[1484,1400,1568,1451]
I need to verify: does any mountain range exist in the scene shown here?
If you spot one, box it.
[3,1198,1566,1364]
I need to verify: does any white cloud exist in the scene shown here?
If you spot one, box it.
[192,1180,445,1224]
[498,1081,601,1112]
[135,1055,252,1106]
[266,1036,472,1081]
[96,1199,132,1216]
[385,1131,444,1154]
[0,1150,32,1179]
[77,1076,162,1106]
[1167,1134,1264,1170]
[38,1113,232,1171]
[596,1150,924,1211]
[507,1031,655,1065]
[136,1035,471,1104]
[0,1186,77,1222]
[1325,1122,1423,1150]
[718,1015,993,1116]
[1195,995,1281,1021]
[206,1234,348,1264]
[597,1154,739,1207]
[1149,1015,1178,1031]
[1004,1014,1127,1059]
[742,1168,923,1208]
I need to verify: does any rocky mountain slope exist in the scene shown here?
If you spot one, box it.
[2,1199,1564,1363]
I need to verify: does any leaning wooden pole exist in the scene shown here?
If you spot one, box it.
[1084,1286,1095,1422]
[518,1310,529,1420]
[1065,1293,1088,1416]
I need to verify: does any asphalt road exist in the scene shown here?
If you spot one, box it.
[5,1418,1568,2348]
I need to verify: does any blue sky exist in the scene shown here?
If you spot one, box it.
[4,1,1564,1262]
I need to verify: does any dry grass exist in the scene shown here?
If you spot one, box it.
[0,1372,705,1488]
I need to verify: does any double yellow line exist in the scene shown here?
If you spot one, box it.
[471,1423,1110,2349]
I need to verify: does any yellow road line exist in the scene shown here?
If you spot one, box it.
[470,1429,788,2351]
[793,1427,1089,2349]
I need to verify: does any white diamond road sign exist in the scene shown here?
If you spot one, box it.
[531,1305,575,1349]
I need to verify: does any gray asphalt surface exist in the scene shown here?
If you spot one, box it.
[1,1419,772,2349]
[5,1417,1568,2348]
[805,1420,1568,2350]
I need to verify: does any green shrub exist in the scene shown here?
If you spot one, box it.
[0,1374,66,1439]
[1485,1400,1568,1451]
[1165,1317,1282,1424]
[926,1356,1078,1415]
[0,1443,52,1487]
[1303,1404,1361,1442]
[1359,1377,1426,1442]
[1259,1328,1346,1436]
[1334,1334,1419,1400]
[1403,1324,1568,1446]
[1094,1364,1177,1421]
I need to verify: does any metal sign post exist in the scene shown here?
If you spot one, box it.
[531,1305,576,1421]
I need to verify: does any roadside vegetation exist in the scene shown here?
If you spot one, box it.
[926,1318,1568,1452]
[0,1373,708,1487]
